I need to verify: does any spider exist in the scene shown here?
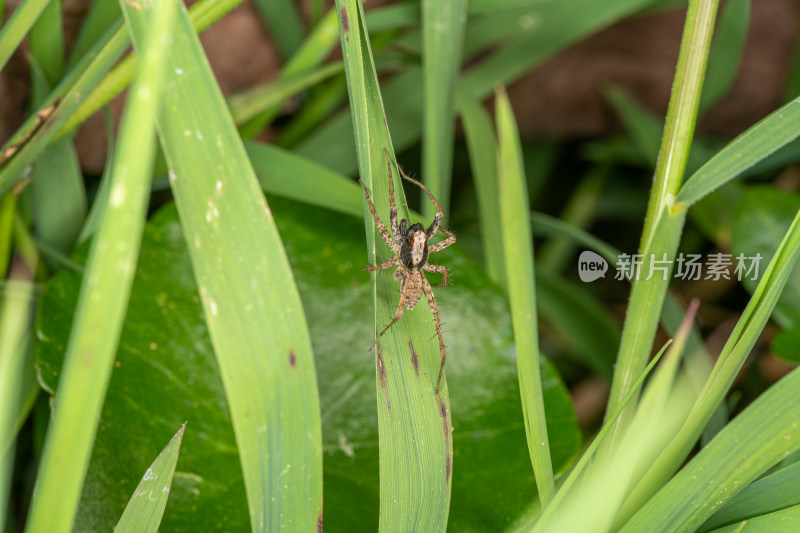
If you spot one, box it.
[359,149,456,393]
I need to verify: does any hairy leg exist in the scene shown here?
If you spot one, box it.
[422,277,447,393]
[359,179,400,253]
[423,263,448,286]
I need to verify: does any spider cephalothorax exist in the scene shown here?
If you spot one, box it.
[359,149,456,393]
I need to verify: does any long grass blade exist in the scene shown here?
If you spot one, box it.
[0,0,49,72]
[0,263,36,527]
[420,0,466,220]
[677,96,800,206]
[336,1,452,530]
[605,0,720,444]
[495,85,554,506]
[618,207,800,524]
[22,0,175,529]
[620,366,800,533]
[456,87,504,286]
[123,1,323,530]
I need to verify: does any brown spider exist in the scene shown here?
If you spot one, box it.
[359,149,456,393]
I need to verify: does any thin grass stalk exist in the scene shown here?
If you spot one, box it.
[604,0,720,439]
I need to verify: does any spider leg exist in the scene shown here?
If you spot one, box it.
[384,149,402,242]
[428,225,456,253]
[359,179,401,254]
[366,256,400,272]
[369,279,409,351]
[423,263,448,287]
[421,276,447,394]
[399,171,443,239]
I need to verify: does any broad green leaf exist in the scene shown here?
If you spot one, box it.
[36,212,249,531]
[621,366,800,533]
[678,97,800,206]
[36,199,580,531]
[496,86,554,506]
[23,0,175,530]
[121,1,323,530]
[115,424,186,532]
[335,0,453,529]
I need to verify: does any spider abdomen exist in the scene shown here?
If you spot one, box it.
[403,272,424,309]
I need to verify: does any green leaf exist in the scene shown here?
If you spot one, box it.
[605,0,719,447]
[0,0,49,72]
[677,97,800,206]
[420,0,467,220]
[621,366,800,533]
[252,0,306,58]
[618,203,800,525]
[698,0,749,112]
[22,0,175,530]
[772,326,800,364]
[731,186,800,328]
[31,138,86,256]
[335,0,453,529]
[705,506,800,533]
[114,424,186,532]
[36,199,580,531]
[0,270,37,527]
[456,87,504,287]
[495,85,554,506]
[229,62,343,126]
[36,208,249,531]
[699,461,800,532]
[121,1,323,529]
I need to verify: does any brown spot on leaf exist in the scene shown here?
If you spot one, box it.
[446,454,452,482]
[377,343,387,389]
[341,7,349,40]
[318,507,323,532]
[438,397,449,443]
[408,339,419,376]
[288,349,296,368]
